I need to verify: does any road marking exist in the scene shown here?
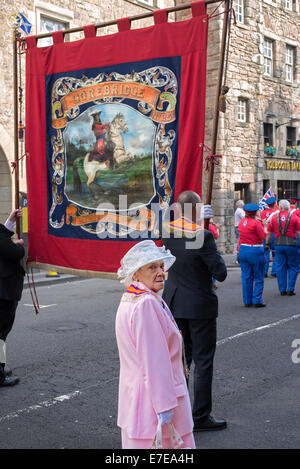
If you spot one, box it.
[23,304,57,309]
[1,314,300,423]
[0,390,81,423]
[0,377,118,423]
[217,313,300,346]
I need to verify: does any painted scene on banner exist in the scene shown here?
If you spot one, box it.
[65,103,155,209]
[47,57,180,240]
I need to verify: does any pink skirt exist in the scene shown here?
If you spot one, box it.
[121,429,196,449]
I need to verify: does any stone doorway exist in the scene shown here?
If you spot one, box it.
[234,183,250,204]
[0,146,12,222]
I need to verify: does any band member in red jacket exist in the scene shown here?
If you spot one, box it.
[289,198,300,270]
[259,197,277,277]
[288,197,300,217]
[266,199,300,296]
[238,203,266,307]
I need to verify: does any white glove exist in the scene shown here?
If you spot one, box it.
[158,409,174,425]
[202,204,214,219]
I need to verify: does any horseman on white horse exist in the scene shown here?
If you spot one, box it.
[89,110,114,168]
[72,110,134,199]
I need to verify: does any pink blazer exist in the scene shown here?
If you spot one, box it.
[115,282,193,439]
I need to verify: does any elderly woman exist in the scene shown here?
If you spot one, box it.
[116,240,195,449]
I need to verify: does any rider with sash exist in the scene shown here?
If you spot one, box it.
[91,111,110,159]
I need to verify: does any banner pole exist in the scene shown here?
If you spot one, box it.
[204,0,230,229]
[13,29,21,237]
[18,0,221,42]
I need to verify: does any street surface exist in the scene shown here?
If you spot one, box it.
[0,268,299,449]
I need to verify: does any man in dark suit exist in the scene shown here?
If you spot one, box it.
[162,191,227,431]
[0,208,25,387]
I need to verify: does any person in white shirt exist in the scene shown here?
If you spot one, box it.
[234,200,245,240]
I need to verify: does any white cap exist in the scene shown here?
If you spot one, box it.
[117,240,176,285]
[202,205,214,219]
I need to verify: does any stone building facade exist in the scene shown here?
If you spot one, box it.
[1,0,299,255]
[178,0,300,253]
[0,0,174,222]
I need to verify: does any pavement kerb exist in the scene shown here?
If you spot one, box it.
[24,260,240,288]
[23,271,118,288]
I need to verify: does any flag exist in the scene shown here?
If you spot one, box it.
[259,187,275,211]
[25,1,209,276]
[17,12,32,35]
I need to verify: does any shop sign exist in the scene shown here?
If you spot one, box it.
[265,159,300,171]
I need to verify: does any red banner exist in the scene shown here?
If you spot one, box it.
[25,1,208,275]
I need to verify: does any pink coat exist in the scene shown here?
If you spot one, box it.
[115,281,193,439]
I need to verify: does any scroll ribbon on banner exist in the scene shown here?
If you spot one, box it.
[66,205,155,232]
[52,81,176,128]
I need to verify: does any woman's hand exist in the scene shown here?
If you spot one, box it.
[14,237,24,247]
[157,409,174,425]
[8,208,22,223]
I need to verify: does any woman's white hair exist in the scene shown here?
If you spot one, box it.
[236,200,244,208]
[279,199,290,211]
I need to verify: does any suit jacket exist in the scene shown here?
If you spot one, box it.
[0,224,25,301]
[162,229,227,319]
[115,281,193,439]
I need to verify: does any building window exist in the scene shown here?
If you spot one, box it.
[234,183,250,203]
[284,0,292,9]
[283,0,297,11]
[285,45,295,83]
[283,0,295,10]
[286,126,297,147]
[137,0,154,6]
[237,98,248,123]
[39,15,69,46]
[277,180,298,200]
[263,179,270,196]
[264,123,274,146]
[264,38,274,77]
[234,0,244,23]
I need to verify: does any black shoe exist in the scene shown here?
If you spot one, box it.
[254,303,266,308]
[244,303,252,307]
[0,376,20,387]
[4,369,12,377]
[287,291,296,296]
[265,274,268,278]
[193,416,227,432]
[280,291,287,296]
[271,274,277,278]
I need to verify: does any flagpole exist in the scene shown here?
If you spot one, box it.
[204,0,230,229]
[18,0,224,42]
[13,28,20,238]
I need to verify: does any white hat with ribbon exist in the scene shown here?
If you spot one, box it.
[117,240,176,285]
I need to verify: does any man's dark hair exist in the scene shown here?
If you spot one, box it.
[177,191,201,209]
